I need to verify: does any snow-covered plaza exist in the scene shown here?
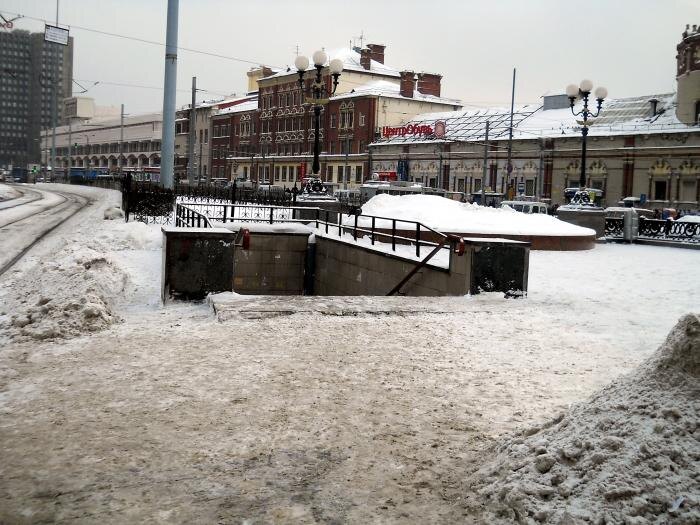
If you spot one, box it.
[0,184,698,523]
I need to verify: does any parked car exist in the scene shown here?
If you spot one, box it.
[500,201,549,214]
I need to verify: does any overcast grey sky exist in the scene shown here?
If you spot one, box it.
[2,0,698,114]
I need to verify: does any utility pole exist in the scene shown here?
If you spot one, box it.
[160,0,179,189]
[187,76,196,184]
[344,136,349,190]
[119,104,124,178]
[198,141,203,183]
[50,0,59,182]
[481,120,489,206]
[67,118,71,180]
[506,68,516,192]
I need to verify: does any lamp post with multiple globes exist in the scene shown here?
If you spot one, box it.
[565,79,608,190]
[294,50,344,180]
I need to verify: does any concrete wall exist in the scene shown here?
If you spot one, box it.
[161,227,235,300]
[313,236,471,296]
[233,232,309,295]
[556,208,606,238]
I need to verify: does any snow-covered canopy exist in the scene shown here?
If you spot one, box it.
[354,194,595,237]
[373,92,696,145]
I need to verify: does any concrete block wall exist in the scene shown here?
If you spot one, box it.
[161,227,235,301]
[556,208,606,238]
[233,233,309,295]
[313,236,472,296]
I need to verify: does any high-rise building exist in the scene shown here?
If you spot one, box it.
[0,28,73,169]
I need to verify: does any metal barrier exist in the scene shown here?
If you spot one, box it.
[604,217,624,237]
[605,215,700,242]
[638,217,700,242]
[175,201,454,261]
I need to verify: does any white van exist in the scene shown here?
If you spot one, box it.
[500,201,549,214]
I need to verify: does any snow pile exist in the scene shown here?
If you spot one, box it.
[468,313,700,524]
[0,247,127,342]
[103,205,125,220]
[352,194,595,237]
[86,221,162,252]
[0,183,20,201]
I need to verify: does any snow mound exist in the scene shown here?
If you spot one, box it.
[468,313,700,524]
[87,221,162,252]
[0,247,128,343]
[0,183,21,201]
[352,194,595,237]
[103,206,125,220]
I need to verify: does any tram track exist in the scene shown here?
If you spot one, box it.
[0,185,44,212]
[0,189,92,278]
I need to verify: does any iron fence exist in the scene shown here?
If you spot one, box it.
[604,217,624,237]
[605,215,700,242]
[638,217,700,242]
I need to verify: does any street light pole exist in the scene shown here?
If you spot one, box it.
[566,80,607,190]
[295,50,344,180]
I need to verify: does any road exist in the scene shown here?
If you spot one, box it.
[0,184,92,277]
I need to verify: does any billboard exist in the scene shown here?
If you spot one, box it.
[44,24,69,46]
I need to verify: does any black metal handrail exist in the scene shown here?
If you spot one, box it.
[176,201,453,262]
[175,203,212,228]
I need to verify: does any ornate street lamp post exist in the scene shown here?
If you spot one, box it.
[294,50,344,179]
[565,79,608,190]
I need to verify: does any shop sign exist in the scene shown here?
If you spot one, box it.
[44,24,69,45]
[374,171,397,181]
[382,124,434,138]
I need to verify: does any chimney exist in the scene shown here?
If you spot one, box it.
[359,48,371,70]
[399,71,415,98]
[417,72,442,97]
[366,44,385,64]
[649,98,659,117]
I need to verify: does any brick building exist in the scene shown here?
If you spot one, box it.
[369,26,700,209]
[213,44,462,188]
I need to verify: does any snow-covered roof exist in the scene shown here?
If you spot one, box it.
[374,105,542,144]
[178,94,253,112]
[332,79,461,107]
[44,112,162,136]
[214,98,258,116]
[262,47,402,82]
[373,92,699,146]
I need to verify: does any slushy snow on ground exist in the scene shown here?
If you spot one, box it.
[0,184,698,523]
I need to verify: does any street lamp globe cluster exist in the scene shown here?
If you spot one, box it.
[294,50,344,179]
[566,79,608,192]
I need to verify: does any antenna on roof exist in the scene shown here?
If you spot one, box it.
[352,30,365,49]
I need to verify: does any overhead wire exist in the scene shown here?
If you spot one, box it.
[0,9,283,69]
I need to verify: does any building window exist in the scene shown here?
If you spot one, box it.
[653,179,667,201]
[355,165,362,183]
[330,114,337,128]
[359,113,366,126]
[204,129,208,143]
[327,166,333,182]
